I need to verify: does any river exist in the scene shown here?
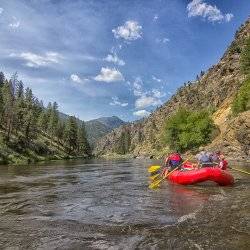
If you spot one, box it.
[0,159,249,249]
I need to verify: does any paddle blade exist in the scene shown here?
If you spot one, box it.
[149,173,160,181]
[149,178,164,189]
[149,183,160,189]
[148,165,161,173]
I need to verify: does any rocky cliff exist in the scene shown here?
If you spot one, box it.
[94,19,250,160]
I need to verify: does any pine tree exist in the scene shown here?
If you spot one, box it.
[22,87,37,143]
[10,72,18,96]
[0,87,3,127]
[48,102,59,139]
[77,121,91,155]
[2,80,15,140]
[55,120,65,144]
[116,130,131,154]
[63,116,78,154]
[0,73,5,127]
[14,81,25,134]
[38,110,49,132]
[0,72,5,87]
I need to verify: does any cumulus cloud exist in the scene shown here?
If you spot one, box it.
[187,0,234,23]
[9,51,63,68]
[0,8,4,15]
[135,95,162,109]
[110,96,128,107]
[133,109,151,117]
[70,74,88,84]
[131,77,165,109]
[104,53,125,66]
[94,67,124,83]
[9,16,20,28]
[112,20,142,41]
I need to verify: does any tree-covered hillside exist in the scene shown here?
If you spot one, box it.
[85,116,125,147]
[0,72,90,164]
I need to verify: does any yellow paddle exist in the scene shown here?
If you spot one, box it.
[149,173,160,181]
[148,165,162,173]
[149,159,189,189]
[149,167,178,189]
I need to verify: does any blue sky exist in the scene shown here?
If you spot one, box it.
[0,0,249,121]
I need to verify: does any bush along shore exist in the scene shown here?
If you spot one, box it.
[0,72,91,165]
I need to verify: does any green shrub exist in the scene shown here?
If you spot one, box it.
[232,78,250,115]
[163,108,216,152]
[240,37,250,76]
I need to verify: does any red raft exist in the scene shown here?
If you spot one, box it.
[168,165,234,186]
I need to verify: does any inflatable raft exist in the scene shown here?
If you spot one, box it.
[168,166,234,186]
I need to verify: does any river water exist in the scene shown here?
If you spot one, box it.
[0,159,249,249]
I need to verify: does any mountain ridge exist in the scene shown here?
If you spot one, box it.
[59,113,125,147]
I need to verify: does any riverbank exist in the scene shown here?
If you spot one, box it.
[0,132,90,165]
[0,152,89,166]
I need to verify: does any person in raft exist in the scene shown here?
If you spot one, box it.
[217,153,228,170]
[196,151,215,167]
[196,151,228,169]
[163,152,183,173]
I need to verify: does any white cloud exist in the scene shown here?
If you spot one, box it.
[104,53,125,66]
[9,16,20,28]
[0,8,3,15]
[162,38,170,43]
[156,37,170,44]
[133,77,144,96]
[153,14,159,21]
[135,95,162,109]
[9,51,63,68]
[112,20,142,41]
[152,75,162,83]
[133,110,151,117]
[187,0,234,23]
[131,77,165,109]
[94,67,124,83]
[152,89,166,98]
[225,13,234,22]
[110,96,128,107]
[71,74,82,83]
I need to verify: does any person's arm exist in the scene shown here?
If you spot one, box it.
[164,157,169,168]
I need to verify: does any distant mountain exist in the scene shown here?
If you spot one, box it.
[85,116,125,147]
[87,116,125,130]
[59,113,125,147]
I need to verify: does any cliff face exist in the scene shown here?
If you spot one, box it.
[94,19,250,160]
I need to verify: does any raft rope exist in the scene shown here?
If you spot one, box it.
[229,167,250,175]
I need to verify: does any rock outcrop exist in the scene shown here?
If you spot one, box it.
[94,19,250,160]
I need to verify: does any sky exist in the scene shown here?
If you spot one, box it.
[0,0,249,121]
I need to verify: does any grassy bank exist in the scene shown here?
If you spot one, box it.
[0,130,89,165]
